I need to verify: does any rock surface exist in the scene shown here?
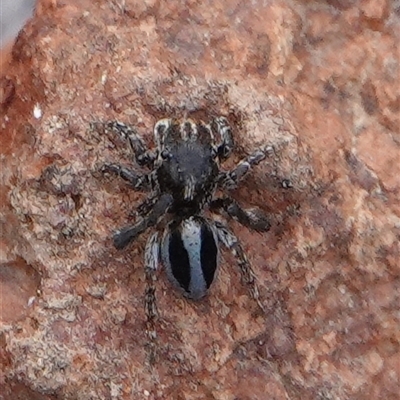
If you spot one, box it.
[1,0,399,399]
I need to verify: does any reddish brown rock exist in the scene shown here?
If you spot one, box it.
[1,0,399,399]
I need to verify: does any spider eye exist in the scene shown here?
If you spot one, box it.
[161,150,171,159]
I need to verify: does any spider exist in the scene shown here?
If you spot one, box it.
[101,117,272,361]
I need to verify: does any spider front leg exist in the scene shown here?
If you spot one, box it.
[104,121,157,168]
[213,116,234,161]
[210,198,271,232]
[144,232,160,365]
[215,221,265,312]
[131,194,160,218]
[101,163,152,190]
[219,146,274,189]
[113,193,173,249]
[153,118,172,153]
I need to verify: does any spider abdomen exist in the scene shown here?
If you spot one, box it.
[161,217,219,300]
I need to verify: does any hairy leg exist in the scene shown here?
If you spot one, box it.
[104,121,156,168]
[210,197,271,232]
[215,221,265,312]
[180,119,198,141]
[134,194,160,217]
[153,118,172,154]
[113,193,173,249]
[219,146,274,189]
[144,232,160,365]
[101,163,151,190]
[213,116,234,161]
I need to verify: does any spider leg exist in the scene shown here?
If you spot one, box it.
[214,221,265,312]
[180,119,198,141]
[113,193,173,249]
[219,146,274,189]
[101,163,151,190]
[144,231,160,365]
[130,194,160,218]
[104,121,156,168]
[213,116,234,161]
[210,198,271,232]
[153,118,172,153]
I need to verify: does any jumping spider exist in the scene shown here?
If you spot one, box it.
[101,117,272,359]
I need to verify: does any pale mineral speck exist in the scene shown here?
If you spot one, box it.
[33,103,42,119]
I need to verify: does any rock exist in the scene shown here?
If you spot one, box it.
[1,0,399,399]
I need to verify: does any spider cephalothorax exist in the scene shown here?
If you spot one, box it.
[153,119,220,215]
[101,116,271,359]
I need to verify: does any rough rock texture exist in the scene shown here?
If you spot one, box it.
[1,0,399,399]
